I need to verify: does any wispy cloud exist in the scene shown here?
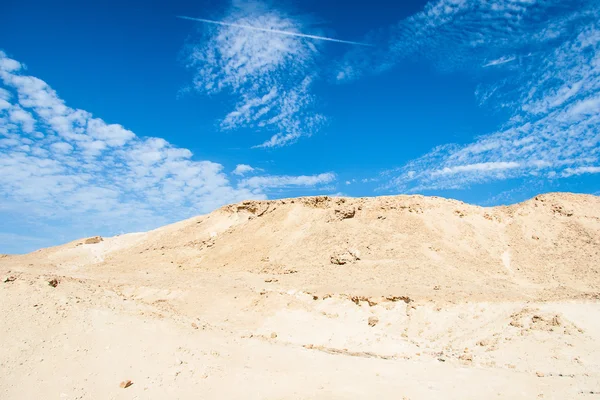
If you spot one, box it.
[239,172,336,189]
[431,162,521,177]
[336,0,569,81]
[184,1,327,147]
[482,56,517,68]
[177,16,371,46]
[232,163,256,176]
[562,166,600,177]
[0,51,336,252]
[336,0,600,192]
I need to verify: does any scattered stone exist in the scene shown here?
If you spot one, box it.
[48,278,59,288]
[385,296,412,304]
[536,372,545,377]
[368,316,379,327]
[264,279,278,283]
[270,332,278,339]
[334,207,356,220]
[433,285,441,290]
[3,276,16,283]
[330,249,360,265]
[532,235,540,240]
[551,205,573,217]
[84,236,103,245]
[350,295,367,305]
[348,295,378,306]
[191,323,198,329]
[477,340,489,347]
[459,353,473,362]
[330,254,347,265]
[119,380,133,389]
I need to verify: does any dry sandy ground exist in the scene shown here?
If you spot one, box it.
[1,192,600,399]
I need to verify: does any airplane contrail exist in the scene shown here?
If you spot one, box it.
[177,15,373,47]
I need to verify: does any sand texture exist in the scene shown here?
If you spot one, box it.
[1,192,600,399]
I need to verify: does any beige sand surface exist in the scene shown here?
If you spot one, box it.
[1,192,599,399]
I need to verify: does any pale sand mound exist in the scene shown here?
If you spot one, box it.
[1,192,599,399]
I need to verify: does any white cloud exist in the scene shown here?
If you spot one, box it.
[336,0,580,81]
[483,56,517,68]
[562,166,600,177]
[0,88,11,100]
[86,118,135,146]
[356,1,600,192]
[569,96,600,116]
[239,172,336,189]
[335,65,357,82]
[0,51,335,252]
[8,106,35,132]
[431,162,520,176]
[232,164,255,176]
[0,56,21,72]
[185,1,325,147]
[254,76,327,148]
[221,87,278,130]
[49,141,73,154]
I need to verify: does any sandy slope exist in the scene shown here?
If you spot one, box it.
[1,192,600,399]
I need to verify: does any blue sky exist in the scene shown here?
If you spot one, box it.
[1,0,599,253]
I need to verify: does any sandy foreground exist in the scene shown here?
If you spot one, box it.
[1,193,600,399]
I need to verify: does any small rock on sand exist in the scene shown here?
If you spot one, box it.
[119,380,133,388]
[84,236,103,245]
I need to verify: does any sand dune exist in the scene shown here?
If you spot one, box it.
[1,192,599,399]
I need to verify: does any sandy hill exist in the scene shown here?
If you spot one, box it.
[1,192,600,399]
[8,192,600,301]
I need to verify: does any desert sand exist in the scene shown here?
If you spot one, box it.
[1,192,600,399]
